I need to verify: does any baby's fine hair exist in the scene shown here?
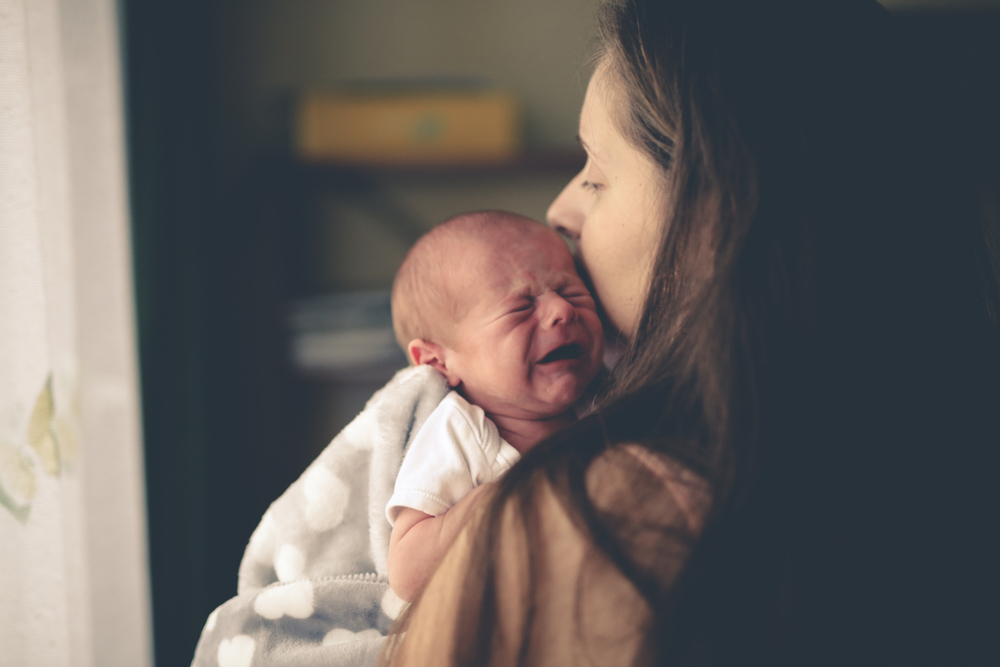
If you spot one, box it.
[391,210,547,357]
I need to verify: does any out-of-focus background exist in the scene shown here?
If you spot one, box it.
[125,2,596,665]
[2,1,996,666]
[126,0,1000,664]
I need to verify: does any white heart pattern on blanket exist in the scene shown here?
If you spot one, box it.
[205,607,220,632]
[380,587,408,620]
[217,634,255,667]
[274,544,306,582]
[322,627,383,645]
[253,580,315,620]
[246,510,276,563]
[303,465,350,532]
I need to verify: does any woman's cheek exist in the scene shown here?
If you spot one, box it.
[580,222,616,289]
[590,277,630,337]
[594,247,644,337]
[608,293,641,339]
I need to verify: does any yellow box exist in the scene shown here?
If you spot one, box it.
[296,90,521,165]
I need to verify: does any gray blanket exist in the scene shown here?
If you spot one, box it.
[191,365,449,667]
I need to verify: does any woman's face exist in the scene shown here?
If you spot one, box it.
[547,63,666,339]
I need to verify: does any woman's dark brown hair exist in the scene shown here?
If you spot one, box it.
[386,1,1000,664]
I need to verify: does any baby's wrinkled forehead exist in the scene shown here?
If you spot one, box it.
[450,227,560,278]
[411,212,577,319]
[441,236,518,300]
[452,233,576,307]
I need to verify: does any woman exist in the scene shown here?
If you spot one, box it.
[383,1,1000,665]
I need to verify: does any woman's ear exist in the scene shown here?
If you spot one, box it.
[407,339,462,387]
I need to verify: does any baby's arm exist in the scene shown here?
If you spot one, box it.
[388,482,493,601]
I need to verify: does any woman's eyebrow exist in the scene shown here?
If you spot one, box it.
[576,133,604,164]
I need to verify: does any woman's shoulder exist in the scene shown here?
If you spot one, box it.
[584,441,711,519]
[381,437,712,667]
[583,442,712,574]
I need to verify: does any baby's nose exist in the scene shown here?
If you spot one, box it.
[540,293,577,328]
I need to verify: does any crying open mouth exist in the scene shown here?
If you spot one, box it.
[540,343,583,364]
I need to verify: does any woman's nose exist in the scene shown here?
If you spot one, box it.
[546,170,586,243]
[539,293,577,329]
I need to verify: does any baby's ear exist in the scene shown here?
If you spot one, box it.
[407,339,461,387]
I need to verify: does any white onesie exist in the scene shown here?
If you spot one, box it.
[386,391,521,524]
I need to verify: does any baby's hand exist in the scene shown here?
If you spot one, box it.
[387,482,494,601]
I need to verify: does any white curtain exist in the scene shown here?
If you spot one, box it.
[0,0,152,665]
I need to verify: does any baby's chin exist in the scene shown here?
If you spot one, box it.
[532,372,597,415]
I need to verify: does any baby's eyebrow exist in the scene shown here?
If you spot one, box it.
[509,285,535,299]
[493,285,530,305]
[499,284,543,307]
[512,279,572,299]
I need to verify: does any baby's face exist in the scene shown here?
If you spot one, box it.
[443,229,604,420]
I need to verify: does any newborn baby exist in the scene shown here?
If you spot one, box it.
[188,211,604,666]
[386,210,604,600]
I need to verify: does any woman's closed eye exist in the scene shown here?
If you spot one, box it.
[579,158,607,194]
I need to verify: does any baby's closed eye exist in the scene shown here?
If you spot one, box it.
[560,288,595,303]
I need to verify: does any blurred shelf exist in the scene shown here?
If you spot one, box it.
[272,151,586,385]
[288,290,408,383]
[292,148,586,178]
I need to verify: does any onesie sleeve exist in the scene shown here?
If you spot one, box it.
[386,392,519,525]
